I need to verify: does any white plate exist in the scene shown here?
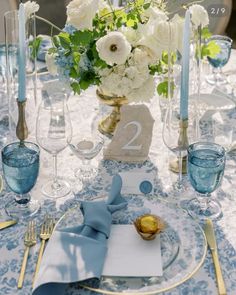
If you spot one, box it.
[56,196,207,294]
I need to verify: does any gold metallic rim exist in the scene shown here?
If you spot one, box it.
[56,197,207,294]
[96,89,129,106]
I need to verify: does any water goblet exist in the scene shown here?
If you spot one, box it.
[36,92,72,199]
[206,35,232,85]
[2,141,40,219]
[187,142,226,220]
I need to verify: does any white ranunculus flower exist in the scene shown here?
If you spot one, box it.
[45,52,58,75]
[24,1,39,20]
[189,4,209,28]
[96,32,131,65]
[66,0,99,31]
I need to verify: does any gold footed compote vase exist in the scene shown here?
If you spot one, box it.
[96,89,128,137]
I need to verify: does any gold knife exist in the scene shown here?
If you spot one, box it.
[204,218,227,295]
[0,220,17,230]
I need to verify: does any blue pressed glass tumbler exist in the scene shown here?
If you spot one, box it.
[187,142,226,220]
[2,141,40,219]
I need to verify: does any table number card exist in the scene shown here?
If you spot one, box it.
[103,105,154,162]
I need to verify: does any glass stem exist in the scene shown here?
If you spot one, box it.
[52,154,60,190]
[197,193,210,212]
[178,150,183,188]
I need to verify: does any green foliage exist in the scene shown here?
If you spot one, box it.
[157,80,175,98]
[201,41,221,58]
[29,36,42,59]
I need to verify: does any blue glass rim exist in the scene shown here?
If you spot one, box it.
[207,34,233,45]
[187,141,226,159]
[2,141,40,157]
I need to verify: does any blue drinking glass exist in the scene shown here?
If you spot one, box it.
[2,141,40,219]
[187,142,226,220]
[206,35,232,85]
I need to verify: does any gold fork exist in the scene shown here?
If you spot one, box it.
[32,215,54,286]
[18,220,37,289]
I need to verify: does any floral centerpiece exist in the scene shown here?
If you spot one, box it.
[25,0,218,101]
[25,0,218,134]
[43,0,214,101]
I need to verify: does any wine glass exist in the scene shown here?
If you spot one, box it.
[162,102,195,192]
[68,128,104,193]
[206,35,232,85]
[2,141,40,219]
[186,142,226,220]
[36,92,72,199]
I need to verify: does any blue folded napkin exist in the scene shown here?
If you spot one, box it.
[32,175,127,295]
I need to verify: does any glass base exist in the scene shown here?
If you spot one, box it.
[186,197,222,220]
[42,179,71,199]
[206,74,227,85]
[5,194,40,219]
[74,165,98,184]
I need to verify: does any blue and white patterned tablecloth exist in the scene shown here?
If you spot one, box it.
[1,51,236,295]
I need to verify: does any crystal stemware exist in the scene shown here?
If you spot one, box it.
[2,141,40,219]
[206,35,232,85]
[68,129,104,193]
[186,142,226,220]
[162,101,196,192]
[36,92,72,199]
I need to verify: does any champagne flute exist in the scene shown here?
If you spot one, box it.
[187,142,226,220]
[36,92,72,198]
[2,141,40,219]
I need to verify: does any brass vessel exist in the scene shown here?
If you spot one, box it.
[96,89,128,137]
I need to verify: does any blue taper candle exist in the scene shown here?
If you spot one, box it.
[18,2,26,102]
[180,10,191,120]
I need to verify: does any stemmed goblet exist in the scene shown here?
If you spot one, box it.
[68,128,104,195]
[187,142,226,220]
[36,92,72,198]
[2,141,40,219]
[206,35,232,85]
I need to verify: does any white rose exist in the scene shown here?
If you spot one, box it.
[45,52,58,75]
[24,1,39,20]
[142,7,168,23]
[138,20,177,59]
[66,0,99,31]
[96,32,131,65]
[171,14,184,53]
[189,4,209,28]
[119,26,141,46]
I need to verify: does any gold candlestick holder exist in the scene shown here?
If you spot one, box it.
[169,119,189,174]
[16,100,28,144]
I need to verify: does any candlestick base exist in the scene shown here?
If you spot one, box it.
[169,156,187,175]
[16,100,28,143]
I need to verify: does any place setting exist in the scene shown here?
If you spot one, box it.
[1,0,236,295]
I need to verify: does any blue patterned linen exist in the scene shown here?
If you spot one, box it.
[1,51,236,295]
[32,175,127,295]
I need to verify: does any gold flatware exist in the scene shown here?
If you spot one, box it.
[32,216,54,287]
[18,220,37,289]
[204,218,227,295]
[0,220,17,230]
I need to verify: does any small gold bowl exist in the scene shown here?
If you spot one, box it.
[134,214,165,240]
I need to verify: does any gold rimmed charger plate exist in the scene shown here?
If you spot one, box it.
[55,196,207,294]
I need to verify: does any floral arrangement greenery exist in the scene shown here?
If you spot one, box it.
[26,0,219,102]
